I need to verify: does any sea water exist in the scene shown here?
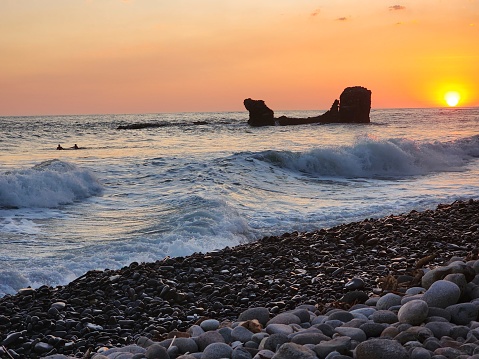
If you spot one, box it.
[1,108,478,297]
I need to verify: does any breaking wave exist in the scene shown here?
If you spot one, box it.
[253,135,479,178]
[0,159,103,208]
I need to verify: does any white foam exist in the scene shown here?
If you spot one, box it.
[254,135,479,178]
[0,159,103,208]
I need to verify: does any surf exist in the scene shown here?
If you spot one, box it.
[0,159,103,209]
[250,135,479,179]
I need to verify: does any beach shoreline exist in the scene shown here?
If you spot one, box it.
[1,198,478,358]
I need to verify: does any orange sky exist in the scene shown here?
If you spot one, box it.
[1,0,478,116]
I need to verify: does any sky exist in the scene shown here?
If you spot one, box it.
[1,0,478,116]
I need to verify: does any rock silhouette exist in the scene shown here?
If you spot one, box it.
[244,86,371,126]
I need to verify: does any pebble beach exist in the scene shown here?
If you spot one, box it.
[1,198,479,359]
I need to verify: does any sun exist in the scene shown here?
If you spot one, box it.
[444,91,460,107]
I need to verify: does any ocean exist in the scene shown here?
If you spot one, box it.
[1,107,478,297]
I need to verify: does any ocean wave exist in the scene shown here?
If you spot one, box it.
[0,159,103,208]
[252,135,479,178]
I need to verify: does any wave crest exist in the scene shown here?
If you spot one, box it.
[0,159,103,208]
[253,135,479,178]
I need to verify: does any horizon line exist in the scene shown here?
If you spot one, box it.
[2,105,478,118]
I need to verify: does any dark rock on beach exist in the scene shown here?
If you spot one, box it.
[0,199,478,358]
[244,86,371,126]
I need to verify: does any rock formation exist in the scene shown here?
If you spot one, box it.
[243,99,275,127]
[244,86,371,127]
[338,86,372,123]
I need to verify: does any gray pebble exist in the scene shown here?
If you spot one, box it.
[172,337,199,354]
[291,332,330,345]
[271,342,316,359]
[313,336,351,358]
[424,321,453,338]
[397,299,429,326]
[411,347,432,359]
[201,342,233,359]
[422,280,461,309]
[239,308,270,326]
[263,333,289,351]
[195,331,225,351]
[355,338,409,359]
[265,324,294,335]
[445,303,479,325]
[371,310,399,324]
[349,307,376,318]
[145,344,169,359]
[253,349,275,359]
[267,312,302,326]
[376,293,402,310]
[334,327,367,342]
[231,325,255,343]
[232,347,253,359]
[200,319,220,331]
[359,322,388,338]
[327,310,354,323]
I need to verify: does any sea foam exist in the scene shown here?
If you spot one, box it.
[0,159,103,208]
[254,135,479,178]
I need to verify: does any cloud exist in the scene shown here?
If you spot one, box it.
[389,5,406,11]
[336,17,348,21]
[311,9,320,17]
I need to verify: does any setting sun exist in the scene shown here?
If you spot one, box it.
[445,91,461,107]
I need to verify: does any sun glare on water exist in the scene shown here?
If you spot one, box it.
[445,91,460,107]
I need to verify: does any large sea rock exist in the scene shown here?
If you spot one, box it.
[244,86,371,127]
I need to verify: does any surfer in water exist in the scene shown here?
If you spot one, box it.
[57,144,63,150]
